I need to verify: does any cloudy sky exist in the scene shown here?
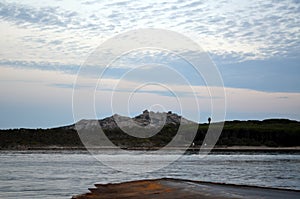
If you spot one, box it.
[0,0,299,128]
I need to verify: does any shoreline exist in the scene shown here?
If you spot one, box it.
[72,178,300,199]
[2,146,300,152]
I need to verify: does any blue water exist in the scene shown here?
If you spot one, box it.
[0,151,299,198]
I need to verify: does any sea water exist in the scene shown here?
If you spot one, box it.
[0,150,299,199]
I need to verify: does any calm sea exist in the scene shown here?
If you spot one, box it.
[0,150,299,199]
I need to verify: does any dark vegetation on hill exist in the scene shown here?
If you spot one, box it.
[0,114,300,150]
[197,119,300,147]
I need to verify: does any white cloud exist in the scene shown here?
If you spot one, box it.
[0,0,299,66]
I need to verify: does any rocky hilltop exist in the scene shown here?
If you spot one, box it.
[73,110,197,148]
[75,110,195,131]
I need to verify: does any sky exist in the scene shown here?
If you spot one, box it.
[0,0,300,128]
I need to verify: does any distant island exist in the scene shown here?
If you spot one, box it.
[1,110,300,150]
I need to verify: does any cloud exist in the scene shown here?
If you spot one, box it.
[1,65,299,128]
[196,1,299,61]
[277,96,289,99]
[1,51,299,94]
[0,0,300,128]
[0,2,79,28]
[1,0,299,65]
[0,59,80,74]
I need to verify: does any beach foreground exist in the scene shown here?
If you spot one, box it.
[71,178,300,199]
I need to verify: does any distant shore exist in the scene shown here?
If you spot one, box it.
[2,145,300,152]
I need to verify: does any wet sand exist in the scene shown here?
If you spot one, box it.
[71,178,300,199]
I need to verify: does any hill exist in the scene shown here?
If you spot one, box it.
[0,111,300,150]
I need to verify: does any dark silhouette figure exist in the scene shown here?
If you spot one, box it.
[208,117,211,124]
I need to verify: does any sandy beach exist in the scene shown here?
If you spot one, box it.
[72,178,300,199]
